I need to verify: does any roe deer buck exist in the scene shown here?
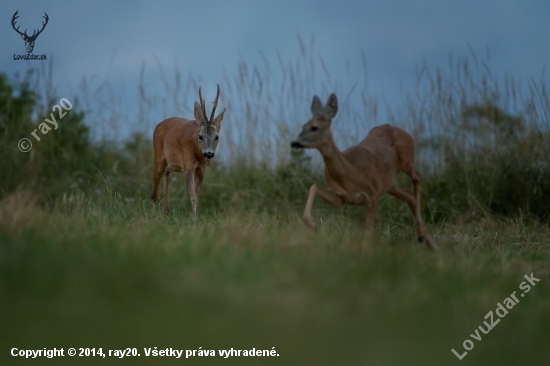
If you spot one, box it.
[151,85,225,215]
[291,93,437,250]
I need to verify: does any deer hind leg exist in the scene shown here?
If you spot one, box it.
[364,195,378,241]
[302,184,344,230]
[365,196,377,231]
[387,184,437,250]
[411,170,423,212]
[163,171,171,213]
[151,158,167,203]
[409,170,438,249]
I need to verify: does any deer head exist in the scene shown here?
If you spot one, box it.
[12,11,49,54]
[193,85,226,159]
[291,93,338,149]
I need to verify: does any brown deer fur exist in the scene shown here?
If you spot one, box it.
[291,93,436,250]
[151,86,225,215]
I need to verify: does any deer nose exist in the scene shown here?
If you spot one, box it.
[204,152,215,159]
[291,141,304,148]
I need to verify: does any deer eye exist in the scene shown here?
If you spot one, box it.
[310,126,318,132]
[198,135,203,141]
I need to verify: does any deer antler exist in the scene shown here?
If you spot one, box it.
[11,11,49,40]
[209,84,221,122]
[11,11,27,37]
[29,13,49,40]
[198,87,207,121]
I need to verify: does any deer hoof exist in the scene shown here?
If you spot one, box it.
[302,216,316,230]
[418,236,438,251]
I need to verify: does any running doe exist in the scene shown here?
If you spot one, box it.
[291,93,436,250]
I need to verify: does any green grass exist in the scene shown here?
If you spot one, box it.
[1,191,549,366]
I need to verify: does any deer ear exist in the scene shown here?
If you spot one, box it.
[193,101,204,125]
[311,95,324,117]
[213,108,226,131]
[325,93,338,119]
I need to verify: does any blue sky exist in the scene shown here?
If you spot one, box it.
[2,0,550,142]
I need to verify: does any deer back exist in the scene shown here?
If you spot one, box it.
[153,117,208,172]
[353,124,415,181]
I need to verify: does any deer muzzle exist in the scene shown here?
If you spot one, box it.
[291,141,305,149]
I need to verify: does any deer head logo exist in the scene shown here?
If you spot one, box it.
[12,11,49,54]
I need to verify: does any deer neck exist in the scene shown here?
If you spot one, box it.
[317,134,349,177]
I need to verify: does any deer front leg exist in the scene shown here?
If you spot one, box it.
[185,170,198,217]
[302,184,344,230]
[194,169,205,214]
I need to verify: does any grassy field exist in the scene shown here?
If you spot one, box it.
[1,190,549,366]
